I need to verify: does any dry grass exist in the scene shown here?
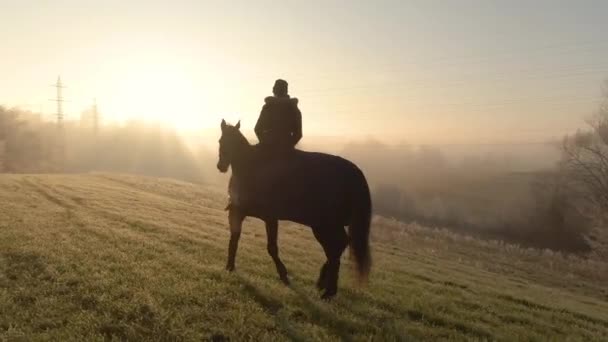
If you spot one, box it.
[0,173,607,341]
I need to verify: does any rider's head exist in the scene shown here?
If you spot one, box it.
[273,79,289,98]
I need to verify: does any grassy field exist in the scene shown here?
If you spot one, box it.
[1,173,607,341]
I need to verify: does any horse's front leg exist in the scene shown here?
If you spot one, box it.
[226,207,244,272]
[265,219,290,285]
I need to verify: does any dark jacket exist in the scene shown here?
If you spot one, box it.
[254,96,302,148]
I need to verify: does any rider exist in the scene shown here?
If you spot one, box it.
[226,79,302,210]
[254,79,302,158]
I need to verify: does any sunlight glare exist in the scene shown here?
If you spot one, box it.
[111,62,211,131]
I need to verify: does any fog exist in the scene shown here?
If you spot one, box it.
[2,104,595,253]
[339,139,590,252]
[0,106,204,182]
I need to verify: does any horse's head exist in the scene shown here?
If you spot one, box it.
[217,119,242,173]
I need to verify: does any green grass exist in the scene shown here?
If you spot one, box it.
[0,173,607,341]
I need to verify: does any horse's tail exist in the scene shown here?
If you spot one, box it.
[348,166,372,284]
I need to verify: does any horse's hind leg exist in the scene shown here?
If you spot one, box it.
[226,207,244,272]
[265,219,289,285]
[316,262,328,291]
[313,225,349,300]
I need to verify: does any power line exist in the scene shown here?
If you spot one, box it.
[298,65,608,98]
[241,38,608,82]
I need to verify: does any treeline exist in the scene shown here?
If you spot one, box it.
[0,106,207,183]
[0,107,58,172]
[342,141,590,252]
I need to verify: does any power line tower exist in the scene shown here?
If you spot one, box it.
[51,76,66,128]
[50,76,67,171]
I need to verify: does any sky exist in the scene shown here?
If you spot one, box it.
[1,0,608,144]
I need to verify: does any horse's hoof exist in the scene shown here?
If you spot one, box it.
[320,290,336,301]
[280,275,290,286]
[316,279,326,291]
[226,264,235,272]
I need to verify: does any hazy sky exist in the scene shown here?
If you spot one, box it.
[2,0,608,144]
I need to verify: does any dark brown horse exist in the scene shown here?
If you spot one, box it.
[217,120,371,299]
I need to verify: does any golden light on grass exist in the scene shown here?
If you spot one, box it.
[2,173,607,340]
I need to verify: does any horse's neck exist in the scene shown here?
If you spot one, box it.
[231,142,254,179]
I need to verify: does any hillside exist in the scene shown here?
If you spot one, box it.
[0,173,607,341]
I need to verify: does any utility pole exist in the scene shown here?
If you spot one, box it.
[92,98,99,136]
[0,136,4,173]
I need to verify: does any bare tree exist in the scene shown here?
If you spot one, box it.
[562,80,608,211]
[561,80,608,258]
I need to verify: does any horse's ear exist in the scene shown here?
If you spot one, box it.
[221,119,226,130]
[235,120,241,130]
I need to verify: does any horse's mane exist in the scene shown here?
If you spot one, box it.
[235,129,251,146]
[225,124,251,148]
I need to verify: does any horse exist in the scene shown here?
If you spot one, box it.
[216,119,372,299]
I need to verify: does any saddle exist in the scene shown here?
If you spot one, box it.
[226,148,300,210]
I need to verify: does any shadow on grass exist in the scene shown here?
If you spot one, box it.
[234,274,308,342]
[333,286,493,340]
[288,283,369,342]
[235,273,371,341]
[232,268,490,340]
[234,274,283,314]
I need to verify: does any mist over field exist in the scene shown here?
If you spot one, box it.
[0,103,603,255]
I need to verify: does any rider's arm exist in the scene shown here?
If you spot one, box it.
[255,105,268,142]
[292,106,302,146]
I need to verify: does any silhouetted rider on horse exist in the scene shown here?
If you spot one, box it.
[218,79,371,299]
[254,79,302,160]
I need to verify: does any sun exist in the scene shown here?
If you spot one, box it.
[107,61,216,131]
